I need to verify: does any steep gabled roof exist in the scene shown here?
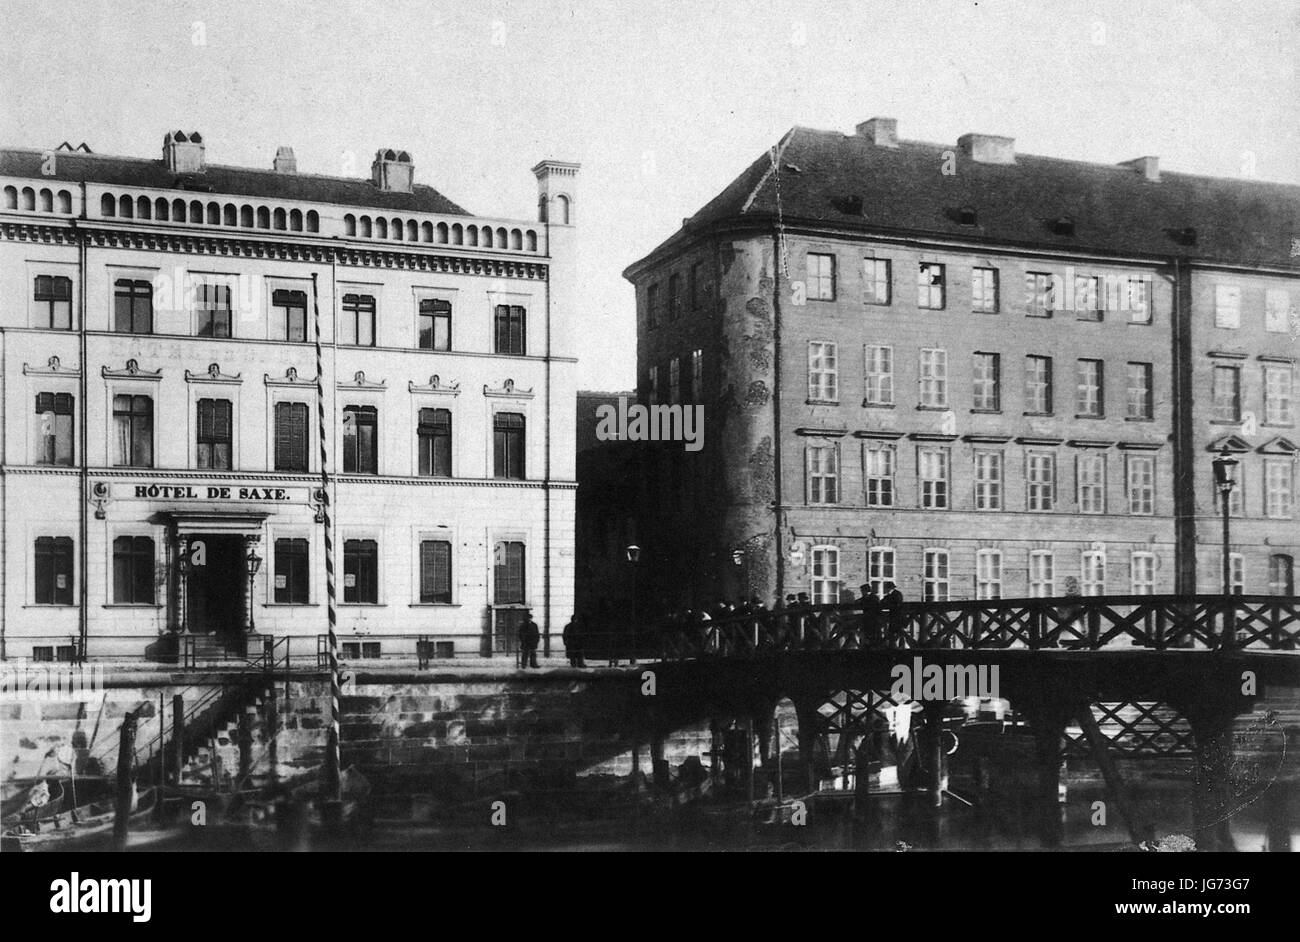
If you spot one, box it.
[626,125,1300,277]
[0,148,471,215]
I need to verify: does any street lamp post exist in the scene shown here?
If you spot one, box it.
[626,544,640,665]
[245,546,263,633]
[1211,447,1239,596]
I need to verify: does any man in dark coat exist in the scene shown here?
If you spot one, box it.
[859,584,882,647]
[882,582,906,648]
[562,614,585,668]
[518,610,541,669]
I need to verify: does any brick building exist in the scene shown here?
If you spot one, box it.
[622,118,1298,610]
[1,132,579,661]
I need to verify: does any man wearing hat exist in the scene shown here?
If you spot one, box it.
[518,609,541,669]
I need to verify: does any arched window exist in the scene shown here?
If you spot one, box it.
[223,204,236,226]
[538,196,548,223]
[56,191,72,214]
[436,222,448,243]
[173,198,187,222]
[391,218,403,240]
[118,195,133,218]
[376,217,388,239]
[21,187,35,210]
[525,230,537,252]
[407,220,418,241]
[289,209,303,231]
[344,214,357,237]
[3,186,17,209]
[100,193,115,216]
[482,226,493,248]
[420,221,433,242]
[240,205,253,227]
[359,216,372,237]
[135,196,151,219]
[510,228,522,250]
[1270,554,1295,596]
[306,210,319,232]
[207,202,220,224]
[496,226,507,248]
[256,206,270,228]
[451,224,463,245]
[155,198,169,221]
[189,200,203,222]
[39,189,53,212]
[273,207,287,230]
[557,194,570,224]
[466,226,478,246]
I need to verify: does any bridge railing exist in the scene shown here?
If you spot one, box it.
[649,594,1300,660]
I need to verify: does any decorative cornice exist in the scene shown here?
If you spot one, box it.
[1116,441,1164,451]
[483,378,534,399]
[0,222,79,245]
[102,359,162,382]
[1258,354,1296,365]
[408,374,462,396]
[961,433,1013,444]
[23,355,80,377]
[1257,435,1298,455]
[909,432,959,443]
[1206,350,1249,360]
[1015,436,1065,446]
[337,370,387,391]
[794,427,847,438]
[264,367,317,387]
[852,430,905,440]
[1207,433,1251,453]
[1067,438,1116,449]
[185,362,243,384]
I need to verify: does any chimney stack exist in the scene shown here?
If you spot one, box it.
[273,146,298,173]
[371,149,414,193]
[163,131,205,173]
[856,117,898,148]
[1119,156,1160,182]
[958,132,1016,165]
[533,159,581,225]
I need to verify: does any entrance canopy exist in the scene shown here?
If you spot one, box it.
[161,510,270,536]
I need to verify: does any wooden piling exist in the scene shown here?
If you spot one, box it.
[112,710,137,851]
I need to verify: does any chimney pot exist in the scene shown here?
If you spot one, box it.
[856,117,898,148]
[163,131,206,172]
[371,148,414,192]
[273,146,298,173]
[1120,156,1160,182]
[958,133,1016,165]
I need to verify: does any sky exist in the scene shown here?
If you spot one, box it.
[2,0,1297,390]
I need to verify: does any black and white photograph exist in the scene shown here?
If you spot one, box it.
[0,0,1297,909]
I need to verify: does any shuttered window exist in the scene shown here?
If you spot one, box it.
[274,538,309,604]
[35,536,74,604]
[274,402,309,472]
[196,398,233,470]
[493,412,525,479]
[417,408,452,477]
[420,540,452,603]
[112,536,154,604]
[493,541,525,604]
[493,304,526,355]
[343,539,378,604]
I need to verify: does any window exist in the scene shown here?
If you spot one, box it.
[1127,455,1155,515]
[806,253,835,300]
[34,392,74,465]
[919,448,948,509]
[1264,366,1294,426]
[196,398,233,470]
[1214,285,1241,329]
[272,288,307,342]
[688,262,703,311]
[867,547,895,598]
[864,444,894,507]
[864,345,894,405]
[416,298,452,351]
[494,412,525,479]
[919,348,948,408]
[1074,274,1101,320]
[1211,365,1241,422]
[810,546,841,605]
[863,258,891,305]
[494,304,526,355]
[1225,553,1245,594]
[1265,458,1293,518]
[976,550,1002,599]
[917,262,945,309]
[274,538,309,604]
[419,540,453,603]
[1029,551,1055,597]
[1219,462,1245,517]
[34,537,73,605]
[647,366,659,405]
[667,273,682,321]
[1131,553,1156,595]
[808,342,838,401]
[1266,289,1292,333]
[417,408,452,477]
[343,539,378,604]
[923,549,950,601]
[646,284,661,329]
[974,451,1002,510]
[196,283,232,338]
[971,267,998,313]
[1127,278,1150,324]
[1126,363,1153,419]
[112,394,153,467]
[669,357,681,404]
[1268,554,1295,596]
[273,402,309,472]
[34,275,72,329]
[691,350,703,403]
[806,444,839,504]
[112,535,154,604]
[972,352,1001,411]
[1076,359,1103,417]
[1077,454,1106,514]
[494,541,526,604]
[1027,452,1055,511]
[1081,551,1106,596]
[113,279,153,334]
[1025,355,1053,414]
[342,405,377,474]
[1026,272,1054,317]
[339,293,375,347]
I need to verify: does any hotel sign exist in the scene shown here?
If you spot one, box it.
[120,482,304,502]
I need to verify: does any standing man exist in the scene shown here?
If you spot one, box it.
[883,582,906,649]
[519,609,541,669]
[562,614,586,668]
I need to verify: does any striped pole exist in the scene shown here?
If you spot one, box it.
[311,272,342,801]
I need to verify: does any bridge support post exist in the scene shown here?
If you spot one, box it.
[171,694,184,787]
[795,700,822,794]
[1021,698,1071,849]
[921,703,948,809]
[1184,704,1240,853]
[853,718,876,838]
